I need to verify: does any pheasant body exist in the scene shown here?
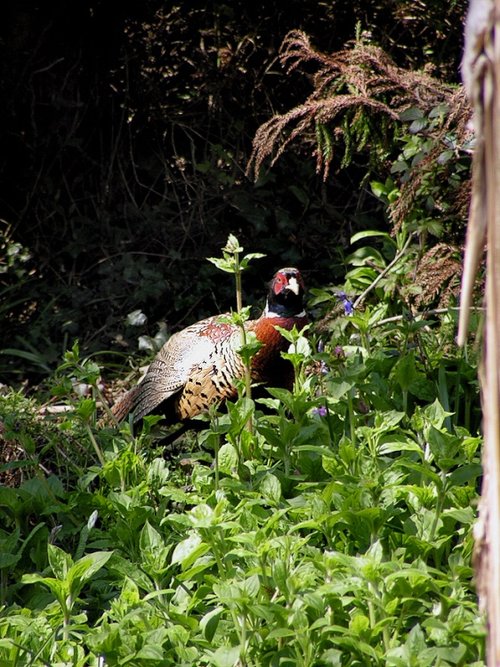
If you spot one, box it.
[110,268,307,426]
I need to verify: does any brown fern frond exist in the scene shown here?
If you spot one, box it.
[412,242,464,308]
[247,29,469,182]
[249,94,399,178]
[279,30,331,73]
[249,102,321,177]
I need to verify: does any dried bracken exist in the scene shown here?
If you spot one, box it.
[247,30,469,182]
[412,243,463,308]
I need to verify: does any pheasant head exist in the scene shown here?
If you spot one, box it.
[264,267,306,319]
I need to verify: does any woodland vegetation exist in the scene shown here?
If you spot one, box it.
[0,1,486,665]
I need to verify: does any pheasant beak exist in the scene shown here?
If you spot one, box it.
[286,276,300,295]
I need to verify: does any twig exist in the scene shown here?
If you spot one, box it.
[352,233,415,310]
[373,306,485,328]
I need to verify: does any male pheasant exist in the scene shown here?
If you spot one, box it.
[109,267,307,427]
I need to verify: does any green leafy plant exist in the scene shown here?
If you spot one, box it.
[208,233,265,404]
[0,229,484,665]
[22,544,113,640]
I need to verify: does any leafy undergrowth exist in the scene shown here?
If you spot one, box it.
[0,245,485,666]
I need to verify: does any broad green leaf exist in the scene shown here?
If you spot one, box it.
[47,543,73,580]
[240,252,266,270]
[140,520,163,554]
[204,645,241,667]
[374,410,405,431]
[428,104,449,118]
[399,107,425,121]
[267,627,296,639]
[67,551,113,594]
[171,533,204,567]
[349,613,370,636]
[242,573,260,598]
[200,607,223,642]
[345,266,378,288]
[448,463,482,486]
[189,503,216,527]
[108,555,155,591]
[218,443,238,473]
[378,437,422,455]
[437,149,454,165]
[441,507,475,524]
[0,553,21,568]
[75,398,96,420]
[409,117,428,133]
[136,646,164,660]
[427,425,461,468]
[392,352,417,391]
[260,473,281,504]
[326,378,353,401]
[423,399,454,429]
[206,257,235,273]
[120,576,141,605]
[346,246,386,268]
[21,574,68,607]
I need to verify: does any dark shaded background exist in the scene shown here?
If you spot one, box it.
[0,0,467,382]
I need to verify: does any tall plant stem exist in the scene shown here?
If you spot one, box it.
[234,259,252,402]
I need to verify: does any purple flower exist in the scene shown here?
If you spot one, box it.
[313,405,328,417]
[334,345,345,360]
[316,340,329,374]
[344,299,354,315]
[336,291,354,315]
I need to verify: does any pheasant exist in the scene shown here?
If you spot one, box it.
[108,267,307,428]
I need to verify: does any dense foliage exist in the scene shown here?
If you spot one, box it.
[0,2,486,665]
[0,235,483,664]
